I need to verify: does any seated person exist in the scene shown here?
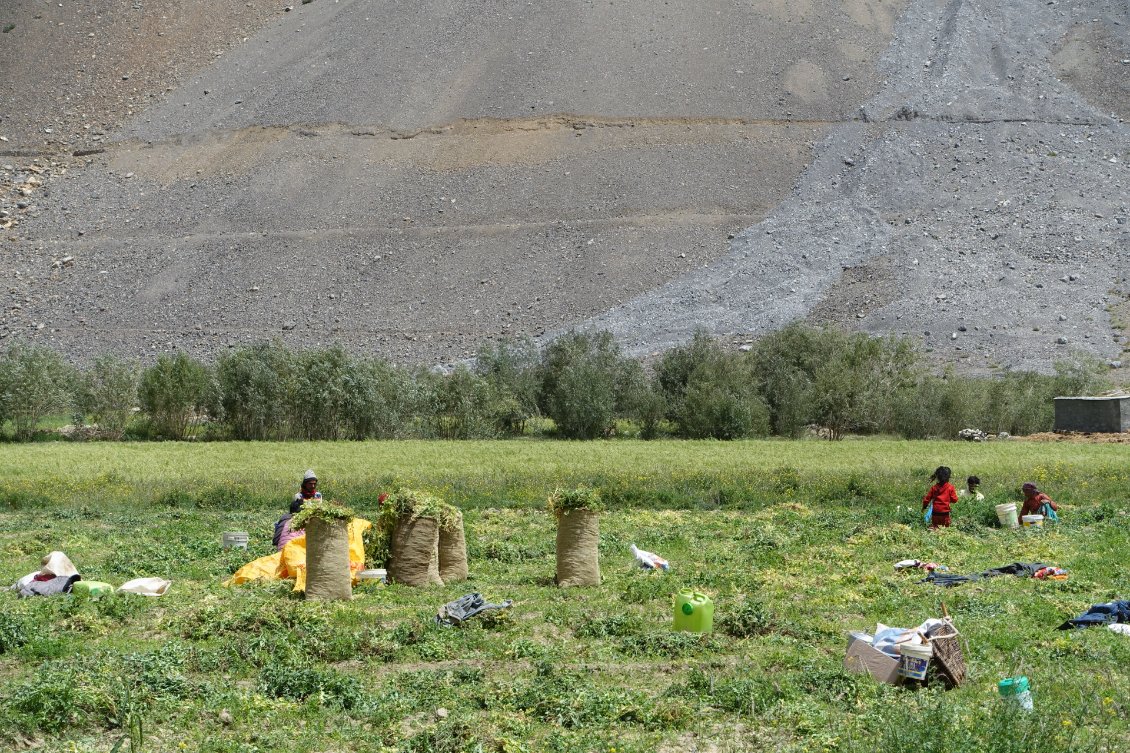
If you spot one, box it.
[273,497,305,550]
[1020,482,1058,518]
[273,469,323,550]
[958,475,984,503]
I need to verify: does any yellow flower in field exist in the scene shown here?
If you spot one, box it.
[1062,720,1072,727]
[1103,697,1113,705]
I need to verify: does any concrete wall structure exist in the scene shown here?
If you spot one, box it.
[1053,396,1130,433]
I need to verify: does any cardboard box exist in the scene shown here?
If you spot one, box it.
[844,635,900,685]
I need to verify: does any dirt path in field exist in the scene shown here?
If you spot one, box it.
[1023,431,1130,444]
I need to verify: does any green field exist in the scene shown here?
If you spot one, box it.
[1,440,1128,752]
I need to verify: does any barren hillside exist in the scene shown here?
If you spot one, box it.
[1,0,1127,373]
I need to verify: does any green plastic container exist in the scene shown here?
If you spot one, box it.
[72,581,115,597]
[998,676,1034,711]
[673,590,714,633]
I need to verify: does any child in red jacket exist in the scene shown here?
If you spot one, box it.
[923,466,958,529]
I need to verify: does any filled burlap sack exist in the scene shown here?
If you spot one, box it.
[438,511,469,584]
[555,508,600,587]
[389,514,444,587]
[304,517,352,601]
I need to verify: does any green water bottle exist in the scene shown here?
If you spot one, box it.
[673,590,714,633]
[998,676,1034,711]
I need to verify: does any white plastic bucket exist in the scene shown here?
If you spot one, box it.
[222,531,249,549]
[897,642,933,681]
[1021,514,1044,529]
[995,503,1019,529]
[358,569,387,583]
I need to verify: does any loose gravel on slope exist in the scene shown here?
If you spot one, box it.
[2,0,904,363]
[584,0,1130,374]
[2,0,1127,375]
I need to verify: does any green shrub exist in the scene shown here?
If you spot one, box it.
[137,352,216,440]
[717,597,773,638]
[343,357,416,439]
[431,365,499,439]
[538,332,638,439]
[257,662,366,709]
[76,355,139,440]
[0,341,76,439]
[0,613,29,654]
[288,345,354,440]
[475,337,541,435]
[216,341,294,440]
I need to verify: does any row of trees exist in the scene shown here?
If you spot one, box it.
[0,326,1110,441]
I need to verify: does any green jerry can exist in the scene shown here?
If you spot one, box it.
[673,590,714,633]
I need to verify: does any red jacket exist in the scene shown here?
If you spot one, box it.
[1021,492,1057,517]
[923,482,958,515]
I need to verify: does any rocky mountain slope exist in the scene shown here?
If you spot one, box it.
[1,0,1127,374]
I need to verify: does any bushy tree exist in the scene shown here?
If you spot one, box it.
[77,355,139,440]
[289,346,354,440]
[752,324,921,439]
[217,341,294,440]
[138,352,215,440]
[0,342,76,439]
[475,337,541,435]
[751,324,830,437]
[433,365,498,439]
[539,332,638,439]
[343,357,416,439]
[654,331,723,416]
[679,353,769,439]
[808,332,920,439]
[656,332,766,439]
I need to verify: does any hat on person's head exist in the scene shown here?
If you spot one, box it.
[303,469,317,481]
[1022,482,1037,493]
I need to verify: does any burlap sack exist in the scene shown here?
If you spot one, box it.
[304,517,352,601]
[389,514,444,587]
[555,509,600,587]
[438,512,469,584]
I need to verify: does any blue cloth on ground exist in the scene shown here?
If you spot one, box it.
[1058,600,1130,630]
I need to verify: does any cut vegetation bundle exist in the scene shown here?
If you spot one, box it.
[438,507,469,583]
[378,488,466,587]
[291,499,355,601]
[549,487,602,587]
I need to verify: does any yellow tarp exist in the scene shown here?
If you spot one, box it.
[225,518,372,592]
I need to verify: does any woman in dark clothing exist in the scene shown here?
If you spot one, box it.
[273,469,322,550]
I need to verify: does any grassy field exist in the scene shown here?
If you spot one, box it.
[1,440,1128,752]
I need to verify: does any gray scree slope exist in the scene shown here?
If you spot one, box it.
[584,0,1130,373]
[1,0,1127,373]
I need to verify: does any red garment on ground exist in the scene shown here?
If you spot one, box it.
[923,482,958,514]
[1021,492,1057,517]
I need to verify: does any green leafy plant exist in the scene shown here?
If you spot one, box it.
[290,498,355,530]
[547,487,603,516]
[363,487,454,567]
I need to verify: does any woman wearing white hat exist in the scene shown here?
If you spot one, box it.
[272,470,323,550]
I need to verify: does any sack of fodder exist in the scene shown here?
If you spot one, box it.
[381,489,451,587]
[550,488,602,587]
[438,506,469,584]
[293,501,355,601]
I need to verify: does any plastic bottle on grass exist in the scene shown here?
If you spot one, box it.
[998,677,1034,711]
